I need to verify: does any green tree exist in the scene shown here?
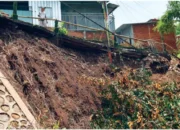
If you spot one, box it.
[155,1,180,35]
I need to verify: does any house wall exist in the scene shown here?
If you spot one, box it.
[116,25,134,44]
[29,1,61,27]
[133,23,177,52]
[68,31,114,44]
[0,9,32,23]
[176,35,180,49]
[0,2,32,23]
[61,2,106,30]
[61,2,103,13]
[61,2,115,42]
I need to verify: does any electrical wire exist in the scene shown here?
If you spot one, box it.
[118,1,140,23]
[117,2,134,23]
[133,1,157,17]
[119,1,154,20]
[117,1,137,23]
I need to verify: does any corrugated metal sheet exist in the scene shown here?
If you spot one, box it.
[29,1,61,27]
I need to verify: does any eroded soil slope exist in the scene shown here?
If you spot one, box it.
[0,26,113,128]
[0,24,180,129]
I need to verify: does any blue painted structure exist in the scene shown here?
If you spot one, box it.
[61,1,117,31]
[115,24,134,44]
[29,1,61,27]
[0,1,118,31]
[1,9,32,23]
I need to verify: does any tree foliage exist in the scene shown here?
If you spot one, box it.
[58,22,68,35]
[54,21,68,35]
[155,1,180,35]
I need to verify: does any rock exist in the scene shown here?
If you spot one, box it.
[11,113,20,119]
[143,53,170,74]
[6,95,14,102]
[12,104,21,113]
[0,96,4,105]
[0,113,10,122]
[1,105,10,112]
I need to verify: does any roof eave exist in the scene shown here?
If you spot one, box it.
[107,3,119,14]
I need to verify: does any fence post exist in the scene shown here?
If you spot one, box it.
[83,31,86,39]
[161,33,167,53]
[102,1,112,63]
[12,2,18,20]
[54,19,59,35]
[129,38,132,45]
[54,19,59,46]
[114,35,118,48]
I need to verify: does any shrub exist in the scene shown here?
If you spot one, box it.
[91,69,180,129]
[58,22,68,35]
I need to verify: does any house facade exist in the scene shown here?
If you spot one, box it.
[115,19,177,52]
[0,1,117,32]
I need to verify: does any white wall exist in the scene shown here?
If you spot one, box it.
[29,1,61,27]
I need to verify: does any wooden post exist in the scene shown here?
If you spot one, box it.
[129,38,132,45]
[54,19,59,35]
[114,36,118,48]
[93,32,95,40]
[102,1,112,63]
[54,19,59,46]
[13,2,18,20]
[83,31,86,39]
[161,33,166,53]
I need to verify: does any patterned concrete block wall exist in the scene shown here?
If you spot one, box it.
[0,72,37,129]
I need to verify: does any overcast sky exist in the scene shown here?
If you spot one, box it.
[109,0,168,29]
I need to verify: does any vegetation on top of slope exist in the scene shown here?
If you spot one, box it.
[155,1,180,35]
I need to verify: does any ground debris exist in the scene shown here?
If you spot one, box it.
[143,53,170,73]
[0,27,109,128]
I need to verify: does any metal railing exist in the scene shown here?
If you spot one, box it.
[0,10,115,32]
[0,11,176,53]
[18,15,104,32]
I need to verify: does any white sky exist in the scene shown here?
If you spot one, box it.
[109,0,168,29]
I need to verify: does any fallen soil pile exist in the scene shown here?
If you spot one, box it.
[0,22,180,128]
[0,26,114,128]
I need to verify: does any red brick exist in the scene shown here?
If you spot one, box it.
[68,31,114,42]
[133,23,177,52]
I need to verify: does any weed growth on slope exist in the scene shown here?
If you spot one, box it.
[91,69,180,129]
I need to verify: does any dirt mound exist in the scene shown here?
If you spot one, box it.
[0,26,114,128]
